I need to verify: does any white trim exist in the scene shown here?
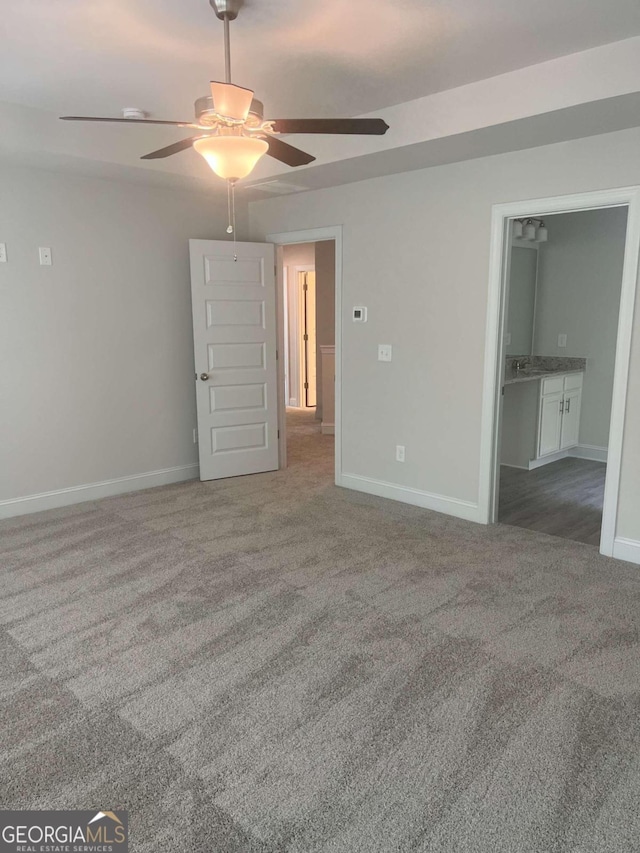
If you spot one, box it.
[479,186,640,562]
[267,226,343,486]
[528,449,569,469]
[339,473,482,523]
[612,537,640,566]
[0,464,199,519]
[569,444,608,463]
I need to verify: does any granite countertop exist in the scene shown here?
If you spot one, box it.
[503,356,587,386]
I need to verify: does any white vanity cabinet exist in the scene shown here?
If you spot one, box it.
[537,373,583,458]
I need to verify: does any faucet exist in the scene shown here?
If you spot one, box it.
[512,358,527,373]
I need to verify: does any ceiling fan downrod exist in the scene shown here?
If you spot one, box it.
[210,0,241,83]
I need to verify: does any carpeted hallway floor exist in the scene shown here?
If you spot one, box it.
[2,409,640,852]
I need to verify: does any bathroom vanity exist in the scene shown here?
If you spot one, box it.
[501,359,586,469]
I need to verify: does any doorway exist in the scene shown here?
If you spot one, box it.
[479,188,640,559]
[281,245,317,410]
[267,226,343,483]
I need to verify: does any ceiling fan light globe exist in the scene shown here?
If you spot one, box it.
[194,135,269,181]
[210,82,254,122]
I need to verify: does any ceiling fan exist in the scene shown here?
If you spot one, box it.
[60,0,390,183]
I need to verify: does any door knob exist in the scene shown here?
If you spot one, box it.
[200,373,209,381]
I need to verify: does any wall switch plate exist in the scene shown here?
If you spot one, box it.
[353,306,367,322]
[504,332,511,345]
[378,344,392,362]
[558,333,567,348]
[193,428,198,444]
[39,247,52,266]
[0,243,6,263]
[396,445,405,462]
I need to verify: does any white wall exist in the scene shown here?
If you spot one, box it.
[249,126,640,547]
[0,164,243,509]
[533,207,627,449]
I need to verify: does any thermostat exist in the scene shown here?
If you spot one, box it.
[353,306,367,322]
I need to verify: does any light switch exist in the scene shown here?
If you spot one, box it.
[378,344,392,362]
[39,247,52,266]
[505,332,512,346]
[0,243,6,263]
[558,333,567,348]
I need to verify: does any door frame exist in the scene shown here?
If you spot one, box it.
[267,226,343,484]
[478,186,640,559]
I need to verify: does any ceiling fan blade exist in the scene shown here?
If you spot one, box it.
[140,137,200,160]
[60,116,195,127]
[210,81,254,121]
[271,118,389,135]
[265,136,315,167]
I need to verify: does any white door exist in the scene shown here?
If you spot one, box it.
[560,389,582,449]
[189,239,279,480]
[538,391,563,457]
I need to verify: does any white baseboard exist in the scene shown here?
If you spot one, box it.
[339,473,482,523]
[569,444,608,463]
[321,423,335,435]
[0,464,200,520]
[612,537,640,566]
[528,450,569,469]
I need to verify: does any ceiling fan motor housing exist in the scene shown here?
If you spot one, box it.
[210,0,241,20]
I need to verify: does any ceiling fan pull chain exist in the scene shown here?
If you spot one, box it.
[226,180,233,234]
[231,180,237,260]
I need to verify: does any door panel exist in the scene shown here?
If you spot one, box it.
[560,389,582,449]
[190,239,278,481]
[538,391,563,457]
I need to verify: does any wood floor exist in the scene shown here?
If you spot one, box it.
[499,457,606,546]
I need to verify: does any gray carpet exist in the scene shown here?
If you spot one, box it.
[2,408,640,852]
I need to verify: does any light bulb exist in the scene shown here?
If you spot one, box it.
[513,220,523,238]
[523,219,536,240]
[194,135,269,181]
[536,223,548,242]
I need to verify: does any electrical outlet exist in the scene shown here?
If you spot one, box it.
[378,344,392,362]
[39,247,52,266]
[193,428,198,444]
[558,333,567,348]
[0,243,6,263]
[396,445,405,462]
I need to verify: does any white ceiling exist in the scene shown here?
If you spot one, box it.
[2,1,640,197]
[3,0,640,120]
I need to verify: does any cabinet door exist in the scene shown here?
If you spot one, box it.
[560,388,582,449]
[538,391,563,457]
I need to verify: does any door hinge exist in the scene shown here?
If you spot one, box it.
[304,382,309,390]
[278,429,280,438]
[276,349,279,360]
[303,283,308,291]
[303,333,308,341]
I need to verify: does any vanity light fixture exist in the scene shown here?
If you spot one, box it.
[513,217,549,242]
[536,221,548,242]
